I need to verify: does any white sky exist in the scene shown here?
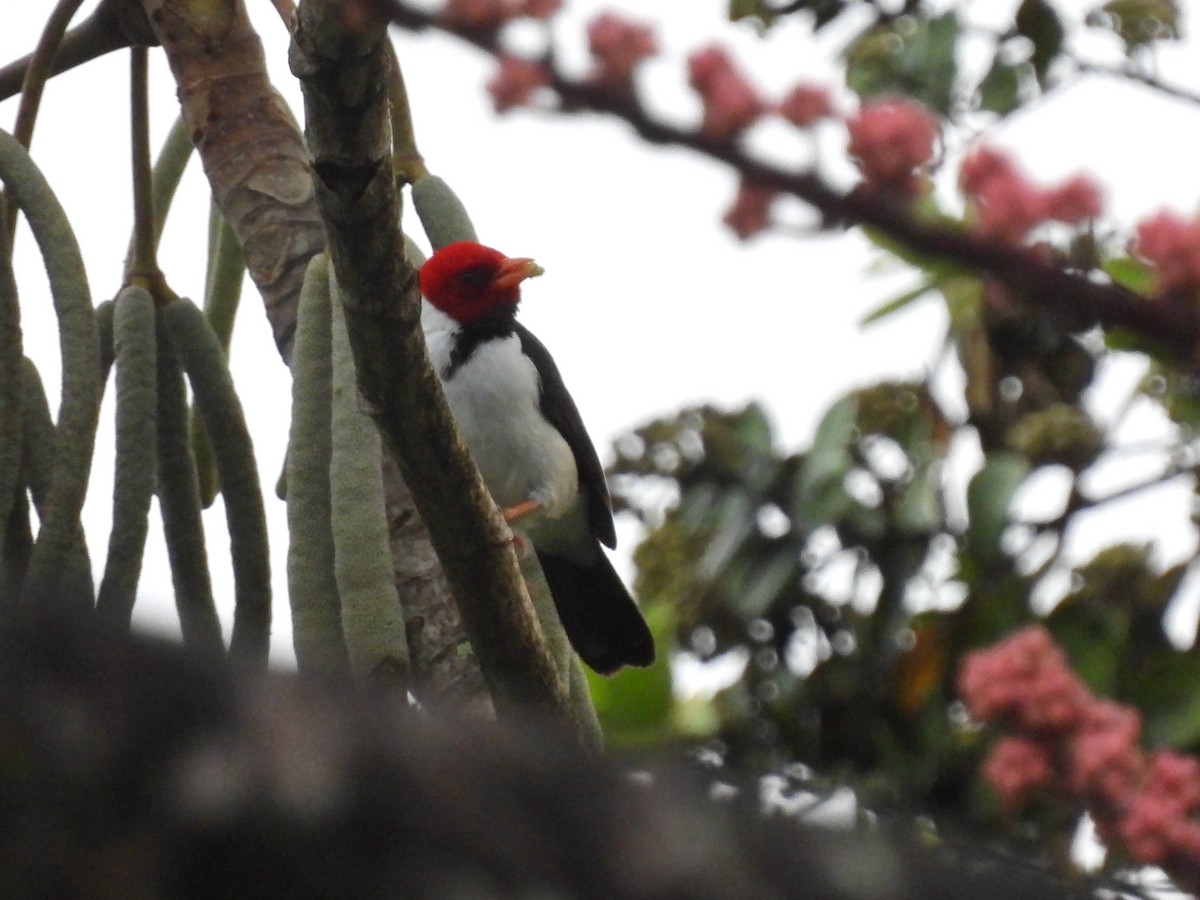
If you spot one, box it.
[4,1,1200,666]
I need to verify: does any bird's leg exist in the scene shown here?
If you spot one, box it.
[502,498,541,523]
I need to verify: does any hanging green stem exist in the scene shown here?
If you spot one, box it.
[192,203,246,506]
[95,285,158,627]
[0,130,99,611]
[3,0,88,252]
[329,266,408,688]
[155,311,224,658]
[18,357,93,608]
[162,296,270,668]
[0,208,22,561]
[287,254,350,678]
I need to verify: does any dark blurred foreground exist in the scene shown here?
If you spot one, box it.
[0,614,1077,899]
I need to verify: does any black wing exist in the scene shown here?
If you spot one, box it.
[514,322,617,549]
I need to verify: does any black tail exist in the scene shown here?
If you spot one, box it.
[535,549,654,675]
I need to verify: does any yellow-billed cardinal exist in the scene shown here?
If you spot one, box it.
[419,241,654,674]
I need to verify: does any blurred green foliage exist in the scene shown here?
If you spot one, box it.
[589,3,1200,883]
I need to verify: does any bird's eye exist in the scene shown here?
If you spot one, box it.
[457,268,489,289]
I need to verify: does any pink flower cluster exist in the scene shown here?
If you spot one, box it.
[958,145,1102,244]
[487,57,550,113]
[958,626,1200,888]
[845,99,939,196]
[586,13,658,87]
[778,83,834,127]
[687,45,769,141]
[723,181,778,240]
[441,0,560,29]
[1132,210,1200,297]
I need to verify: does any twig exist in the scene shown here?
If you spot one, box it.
[0,0,155,103]
[126,46,161,287]
[3,0,87,252]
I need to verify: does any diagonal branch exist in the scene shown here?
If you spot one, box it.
[290,0,571,721]
[367,0,1200,365]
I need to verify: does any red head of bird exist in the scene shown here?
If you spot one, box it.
[419,240,544,325]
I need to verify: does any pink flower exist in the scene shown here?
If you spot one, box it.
[1068,700,1142,807]
[722,181,777,240]
[586,12,657,86]
[1118,753,1200,865]
[845,98,938,195]
[959,145,1104,244]
[441,0,518,29]
[972,176,1050,244]
[957,625,1089,733]
[982,736,1055,811]
[1144,750,1200,810]
[778,83,834,127]
[486,57,550,113]
[687,45,767,140]
[1045,175,1102,224]
[1133,210,1200,296]
[958,145,1017,195]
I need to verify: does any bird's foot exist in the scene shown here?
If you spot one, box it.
[502,499,541,523]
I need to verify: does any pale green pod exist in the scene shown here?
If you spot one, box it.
[403,233,426,268]
[411,174,477,250]
[0,128,100,610]
[329,266,408,685]
[18,356,93,607]
[95,298,115,387]
[95,285,158,627]
[192,203,247,508]
[162,296,270,668]
[155,312,224,658]
[286,254,351,678]
[0,212,22,557]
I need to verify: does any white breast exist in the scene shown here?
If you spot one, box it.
[422,302,580,527]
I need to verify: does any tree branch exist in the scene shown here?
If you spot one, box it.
[0,0,156,102]
[366,0,1200,366]
[141,0,484,712]
[289,0,572,722]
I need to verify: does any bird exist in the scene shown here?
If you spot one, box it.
[418,240,655,674]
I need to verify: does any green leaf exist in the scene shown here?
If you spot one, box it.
[1103,255,1155,295]
[1094,0,1181,51]
[732,550,799,618]
[1125,651,1200,747]
[794,396,858,531]
[1046,598,1126,696]
[860,280,937,327]
[976,56,1022,114]
[1016,0,1065,82]
[894,464,942,534]
[965,452,1030,566]
[844,13,960,115]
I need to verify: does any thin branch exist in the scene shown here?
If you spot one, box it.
[1071,56,1200,108]
[0,0,155,103]
[290,0,573,724]
[3,0,87,252]
[126,46,160,287]
[384,41,427,185]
